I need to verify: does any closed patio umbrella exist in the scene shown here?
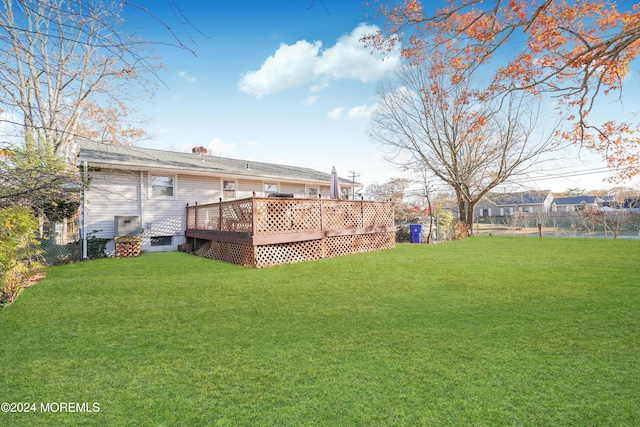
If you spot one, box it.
[330,166,341,200]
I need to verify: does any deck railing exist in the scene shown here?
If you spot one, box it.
[186,197,394,238]
[185,197,396,267]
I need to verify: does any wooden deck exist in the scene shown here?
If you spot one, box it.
[185,197,395,268]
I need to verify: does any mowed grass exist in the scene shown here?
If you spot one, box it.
[1,237,639,426]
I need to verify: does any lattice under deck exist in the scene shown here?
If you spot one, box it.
[195,240,255,267]
[192,231,395,268]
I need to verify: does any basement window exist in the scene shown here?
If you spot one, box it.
[150,236,173,246]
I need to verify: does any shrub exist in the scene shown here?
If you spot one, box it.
[0,207,43,306]
[87,231,109,259]
[453,221,471,240]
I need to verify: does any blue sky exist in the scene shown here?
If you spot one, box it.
[126,0,640,194]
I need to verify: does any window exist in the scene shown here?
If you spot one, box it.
[264,183,278,195]
[150,236,173,246]
[223,180,235,199]
[307,187,318,198]
[151,175,174,198]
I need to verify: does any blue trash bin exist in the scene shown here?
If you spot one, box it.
[409,224,422,243]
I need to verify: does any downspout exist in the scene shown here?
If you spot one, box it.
[140,171,145,235]
[82,160,88,259]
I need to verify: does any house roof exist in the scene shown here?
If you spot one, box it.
[487,190,551,206]
[552,195,613,205]
[76,140,357,186]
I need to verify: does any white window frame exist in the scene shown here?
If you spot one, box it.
[149,173,177,199]
[263,182,278,196]
[306,186,319,198]
[222,179,236,200]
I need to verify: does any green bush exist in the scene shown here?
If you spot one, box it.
[0,207,43,306]
[87,231,109,259]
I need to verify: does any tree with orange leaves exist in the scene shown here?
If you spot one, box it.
[364,0,640,181]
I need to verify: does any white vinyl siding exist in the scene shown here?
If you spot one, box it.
[84,170,140,241]
[279,182,305,198]
[85,171,225,253]
[143,174,221,252]
[237,179,261,198]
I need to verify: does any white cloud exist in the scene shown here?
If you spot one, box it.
[303,95,319,106]
[347,104,375,120]
[310,82,329,92]
[238,40,322,97]
[327,104,376,121]
[238,23,400,97]
[248,140,260,147]
[208,137,236,156]
[178,71,197,83]
[327,107,344,120]
[315,23,399,83]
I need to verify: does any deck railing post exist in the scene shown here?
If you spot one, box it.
[194,202,198,230]
[252,197,257,236]
[186,203,189,230]
[361,199,365,227]
[219,197,223,231]
[320,199,324,232]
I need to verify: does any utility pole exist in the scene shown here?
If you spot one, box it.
[348,171,360,200]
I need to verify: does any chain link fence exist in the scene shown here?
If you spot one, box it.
[40,214,82,265]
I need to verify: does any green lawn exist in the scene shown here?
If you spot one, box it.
[1,237,639,426]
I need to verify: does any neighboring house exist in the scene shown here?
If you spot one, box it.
[485,190,554,216]
[447,190,552,218]
[446,198,498,219]
[472,198,500,218]
[551,195,614,212]
[77,140,356,255]
[623,197,640,210]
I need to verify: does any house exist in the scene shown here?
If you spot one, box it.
[551,195,614,213]
[623,197,640,210]
[472,198,500,218]
[450,190,553,218]
[77,140,358,256]
[486,190,554,216]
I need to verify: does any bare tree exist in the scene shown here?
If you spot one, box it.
[0,0,164,152]
[603,198,630,240]
[366,178,415,225]
[416,171,437,243]
[369,63,562,234]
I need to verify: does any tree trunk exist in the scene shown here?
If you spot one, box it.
[458,199,476,236]
[464,203,476,236]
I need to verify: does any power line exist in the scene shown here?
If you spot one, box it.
[348,170,361,200]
